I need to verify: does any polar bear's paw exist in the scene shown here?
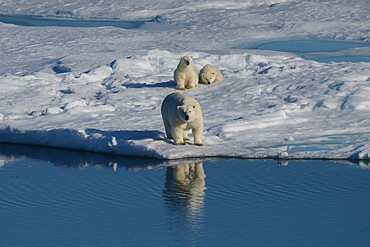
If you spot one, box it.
[194,142,203,146]
[180,87,186,90]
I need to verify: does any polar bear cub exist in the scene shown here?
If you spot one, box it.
[199,64,224,84]
[161,92,203,146]
[174,56,199,90]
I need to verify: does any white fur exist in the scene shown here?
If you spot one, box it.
[161,92,203,146]
[174,56,199,90]
[199,64,224,84]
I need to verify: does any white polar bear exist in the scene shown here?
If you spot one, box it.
[199,64,224,84]
[174,56,199,90]
[161,92,203,146]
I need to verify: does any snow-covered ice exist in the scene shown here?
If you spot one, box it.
[0,0,369,160]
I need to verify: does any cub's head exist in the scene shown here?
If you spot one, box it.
[177,104,196,122]
[200,70,217,84]
[180,56,193,66]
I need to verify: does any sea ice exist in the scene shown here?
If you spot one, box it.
[0,0,369,160]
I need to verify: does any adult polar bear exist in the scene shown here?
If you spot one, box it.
[161,93,203,146]
[174,56,199,90]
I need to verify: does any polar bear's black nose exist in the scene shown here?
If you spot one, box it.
[185,115,189,120]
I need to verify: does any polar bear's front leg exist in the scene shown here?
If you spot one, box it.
[192,126,203,146]
[172,127,186,145]
[183,130,190,141]
[176,74,186,90]
[185,72,199,89]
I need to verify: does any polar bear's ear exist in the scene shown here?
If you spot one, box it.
[180,57,184,60]
[191,56,193,59]
[177,106,182,110]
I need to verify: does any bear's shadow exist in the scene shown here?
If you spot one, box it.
[161,138,197,146]
[123,80,174,89]
[84,129,198,147]
[85,129,165,141]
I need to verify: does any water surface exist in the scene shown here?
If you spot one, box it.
[0,144,369,246]
[257,40,368,53]
[0,14,144,29]
[246,40,370,63]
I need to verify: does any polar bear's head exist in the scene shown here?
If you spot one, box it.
[200,70,217,84]
[180,56,193,66]
[177,104,196,122]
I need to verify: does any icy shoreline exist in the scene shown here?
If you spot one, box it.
[0,137,369,161]
[1,50,369,160]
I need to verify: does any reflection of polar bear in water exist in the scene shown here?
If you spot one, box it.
[164,162,206,214]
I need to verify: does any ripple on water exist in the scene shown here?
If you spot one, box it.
[0,159,164,221]
[205,159,370,215]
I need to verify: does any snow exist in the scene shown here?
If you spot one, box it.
[0,0,369,160]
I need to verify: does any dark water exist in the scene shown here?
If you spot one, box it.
[249,40,370,63]
[257,40,368,53]
[0,144,369,247]
[0,14,144,29]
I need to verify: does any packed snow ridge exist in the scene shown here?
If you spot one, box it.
[1,50,369,160]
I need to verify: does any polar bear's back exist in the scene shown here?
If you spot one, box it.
[162,93,197,108]
[163,92,186,104]
[162,93,182,113]
[162,93,182,121]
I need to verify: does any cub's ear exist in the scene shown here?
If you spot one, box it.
[180,56,184,60]
[177,106,182,110]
